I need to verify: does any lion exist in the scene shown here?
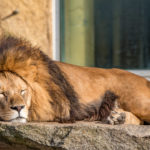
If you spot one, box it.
[0,35,149,125]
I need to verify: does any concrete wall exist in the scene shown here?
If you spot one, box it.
[0,0,52,57]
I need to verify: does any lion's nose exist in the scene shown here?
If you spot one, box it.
[10,105,25,112]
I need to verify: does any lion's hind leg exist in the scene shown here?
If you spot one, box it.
[89,90,142,125]
[100,92,143,125]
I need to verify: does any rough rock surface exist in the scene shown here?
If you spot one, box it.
[0,121,150,150]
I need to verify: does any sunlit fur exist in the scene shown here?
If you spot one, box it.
[1,35,150,124]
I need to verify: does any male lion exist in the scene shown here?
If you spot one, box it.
[0,35,149,124]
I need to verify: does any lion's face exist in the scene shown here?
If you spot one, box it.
[0,72,31,123]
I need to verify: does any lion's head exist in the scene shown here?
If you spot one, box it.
[0,35,58,123]
[0,71,31,123]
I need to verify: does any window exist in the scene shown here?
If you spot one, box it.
[60,0,150,70]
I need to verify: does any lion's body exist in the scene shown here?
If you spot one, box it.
[56,62,150,123]
[0,35,150,124]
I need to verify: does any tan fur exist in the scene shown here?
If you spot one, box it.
[0,35,150,124]
[122,110,142,125]
[55,62,150,124]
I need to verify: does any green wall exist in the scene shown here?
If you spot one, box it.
[60,0,94,66]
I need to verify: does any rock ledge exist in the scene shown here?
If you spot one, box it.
[0,121,150,150]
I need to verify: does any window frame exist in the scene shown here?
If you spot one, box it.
[52,0,60,61]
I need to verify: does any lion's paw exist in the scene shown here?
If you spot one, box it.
[106,111,126,125]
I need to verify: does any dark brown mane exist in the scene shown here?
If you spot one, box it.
[38,52,82,122]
